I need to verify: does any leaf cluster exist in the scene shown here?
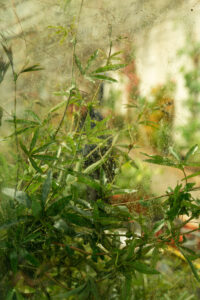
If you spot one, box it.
[0,40,200,300]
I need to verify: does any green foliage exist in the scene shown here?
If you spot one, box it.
[0,11,200,300]
[178,41,200,149]
[123,80,175,155]
[74,50,126,83]
[115,159,151,194]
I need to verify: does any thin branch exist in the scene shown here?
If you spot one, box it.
[52,242,109,257]
[182,167,188,185]
[71,0,84,83]
[13,79,20,196]
[181,228,199,235]
[175,216,194,230]
[85,135,113,159]
[11,0,28,69]
[52,92,73,139]
[1,37,21,196]
[25,1,85,191]
[111,185,200,206]
[106,24,113,66]
[44,272,69,290]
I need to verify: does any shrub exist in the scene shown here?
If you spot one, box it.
[0,5,200,299]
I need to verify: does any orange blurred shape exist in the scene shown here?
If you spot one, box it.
[110,193,148,214]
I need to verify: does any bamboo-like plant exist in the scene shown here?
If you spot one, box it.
[0,3,200,299]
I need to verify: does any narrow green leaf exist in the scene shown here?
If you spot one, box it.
[89,74,118,82]
[95,217,122,227]
[78,284,90,299]
[32,154,57,161]
[111,188,137,196]
[46,196,71,216]
[29,157,42,173]
[130,261,160,274]
[152,219,165,234]
[2,44,13,67]
[151,247,160,268]
[15,291,25,300]
[84,75,95,83]
[185,144,199,161]
[142,153,179,168]
[89,277,100,300]
[179,246,199,260]
[72,172,102,192]
[110,50,123,58]
[54,284,86,299]
[0,57,10,84]
[6,289,15,300]
[83,153,109,175]
[177,247,200,282]
[30,128,39,152]
[182,170,200,180]
[120,275,132,300]
[75,54,84,75]
[6,118,39,125]
[48,100,67,113]
[20,141,29,156]
[32,142,55,154]
[85,49,99,72]
[25,110,41,123]
[20,64,43,73]
[0,220,21,231]
[24,251,39,267]
[126,240,137,260]
[64,213,93,228]
[31,199,42,217]
[169,146,181,161]
[10,251,18,273]
[42,170,52,207]
[7,126,36,138]
[23,232,41,243]
[92,63,127,73]
[83,134,118,175]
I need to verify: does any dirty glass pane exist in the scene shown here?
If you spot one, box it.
[0,1,200,299]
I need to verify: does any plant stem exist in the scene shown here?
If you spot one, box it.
[53,92,73,139]
[182,167,188,185]
[13,75,20,197]
[71,0,84,83]
[111,185,200,206]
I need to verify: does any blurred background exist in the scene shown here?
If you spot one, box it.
[0,0,199,123]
